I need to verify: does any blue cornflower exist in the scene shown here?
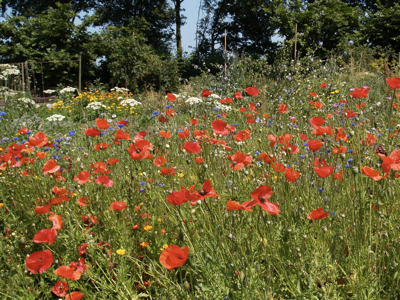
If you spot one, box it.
[158,183,165,187]
[377,133,383,137]
[139,188,146,193]
[153,111,159,115]
[117,124,124,128]
[166,105,171,109]
[140,182,146,186]
[69,131,75,136]
[13,137,19,141]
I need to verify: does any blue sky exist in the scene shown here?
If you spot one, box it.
[180,0,201,53]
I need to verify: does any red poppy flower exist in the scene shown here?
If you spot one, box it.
[314,101,323,109]
[35,152,47,159]
[52,280,69,297]
[336,127,348,141]
[42,159,61,175]
[74,171,91,185]
[190,119,198,125]
[159,131,172,138]
[18,127,29,134]
[211,120,233,136]
[234,91,243,99]
[159,245,189,270]
[307,208,328,220]
[153,156,167,167]
[29,131,49,147]
[51,186,67,196]
[160,166,176,175]
[257,152,275,164]
[178,128,190,139]
[332,146,347,154]
[245,86,259,97]
[109,201,128,211]
[84,128,101,137]
[310,92,318,97]
[191,179,219,204]
[309,116,325,128]
[113,129,130,140]
[94,143,110,151]
[107,158,120,165]
[278,104,289,113]
[167,93,177,101]
[226,200,253,212]
[78,243,89,255]
[350,87,369,98]
[233,128,251,142]
[307,140,323,151]
[195,157,204,164]
[285,167,300,182]
[34,203,52,214]
[242,185,279,215]
[312,125,334,136]
[281,144,299,154]
[33,229,57,245]
[271,162,285,173]
[166,187,190,205]
[25,249,53,274]
[220,97,233,104]
[299,133,309,140]
[69,257,88,274]
[238,107,246,113]
[183,141,201,154]
[377,150,400,173]
[386,77,400,90]
[320,83,328,88]
[95,175,114,187]
[118,120,128,126]
[77,196,91,207]
[334,171,343,181]
[91,162,110,174]
[54,266,82,281]
[227,152,253,170]
[95,118,110,130]
[314,165,334,177]
[201,89,212,97]
[278,133,292,144]
[361,166,382,181]
[49,214,63,230]
[158,116,169,123]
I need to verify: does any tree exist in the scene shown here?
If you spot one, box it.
[172,0,185,61]
[94,0,175,55]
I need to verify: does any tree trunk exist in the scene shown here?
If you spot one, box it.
[175,0,183,61]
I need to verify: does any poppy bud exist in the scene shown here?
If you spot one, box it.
[351,166,359,174]
[255,263,260,272]
[184,281,190,290]
[279,125,283,129]
[349,130,355,136]
[340,153,346,160]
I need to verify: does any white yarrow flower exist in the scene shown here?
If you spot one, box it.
[46,114,65,122]
[111,87,129,93]
[43,89,56,94]
[185,97,203,105]
[120,99,142,107]
[86,102,106,110]
[18,97,35,105]
[59,86,76,94]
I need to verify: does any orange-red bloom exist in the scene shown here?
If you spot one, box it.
[350,87,369,98]
[52,281,69,297]
[386,77,400,90]
[42,159,61,175]
[307,140,323,151]
[284,167,300,182]
[109,201,128,211]
[25,249,53,274]
[307,208,328,220]
[245,86,259,97]
[159,131,172,138]
[94,143,110,151]
[74,171,91,184]
[227,152,253,170]
[84,128,101,137]
[226,200,253,212]
[49,214,63,230]
[183,141,201,154]
[314,165,334,178]
[65,291,84,300]
[153,156,167,167]
[33,229,57,245]
[242,185,279,215]
[361,166,382,181]
[159,245,189,270]
[95,118,110,129]
[278,104,289,113]
[167,93,177,101]
[53,266,81,281]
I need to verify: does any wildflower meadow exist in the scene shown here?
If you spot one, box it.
[1,55,400,299]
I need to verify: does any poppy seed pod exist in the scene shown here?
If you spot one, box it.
[351,166,359,174]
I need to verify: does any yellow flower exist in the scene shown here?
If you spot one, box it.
[140,242,149,248]
[178,173,184,178]
[144,225,152,231]
[158,218,162,222]
[335,90,339,93]
[116,249,126,255]
[139,202,143,206]
[274,176,278,182]
[0,203,3,208]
